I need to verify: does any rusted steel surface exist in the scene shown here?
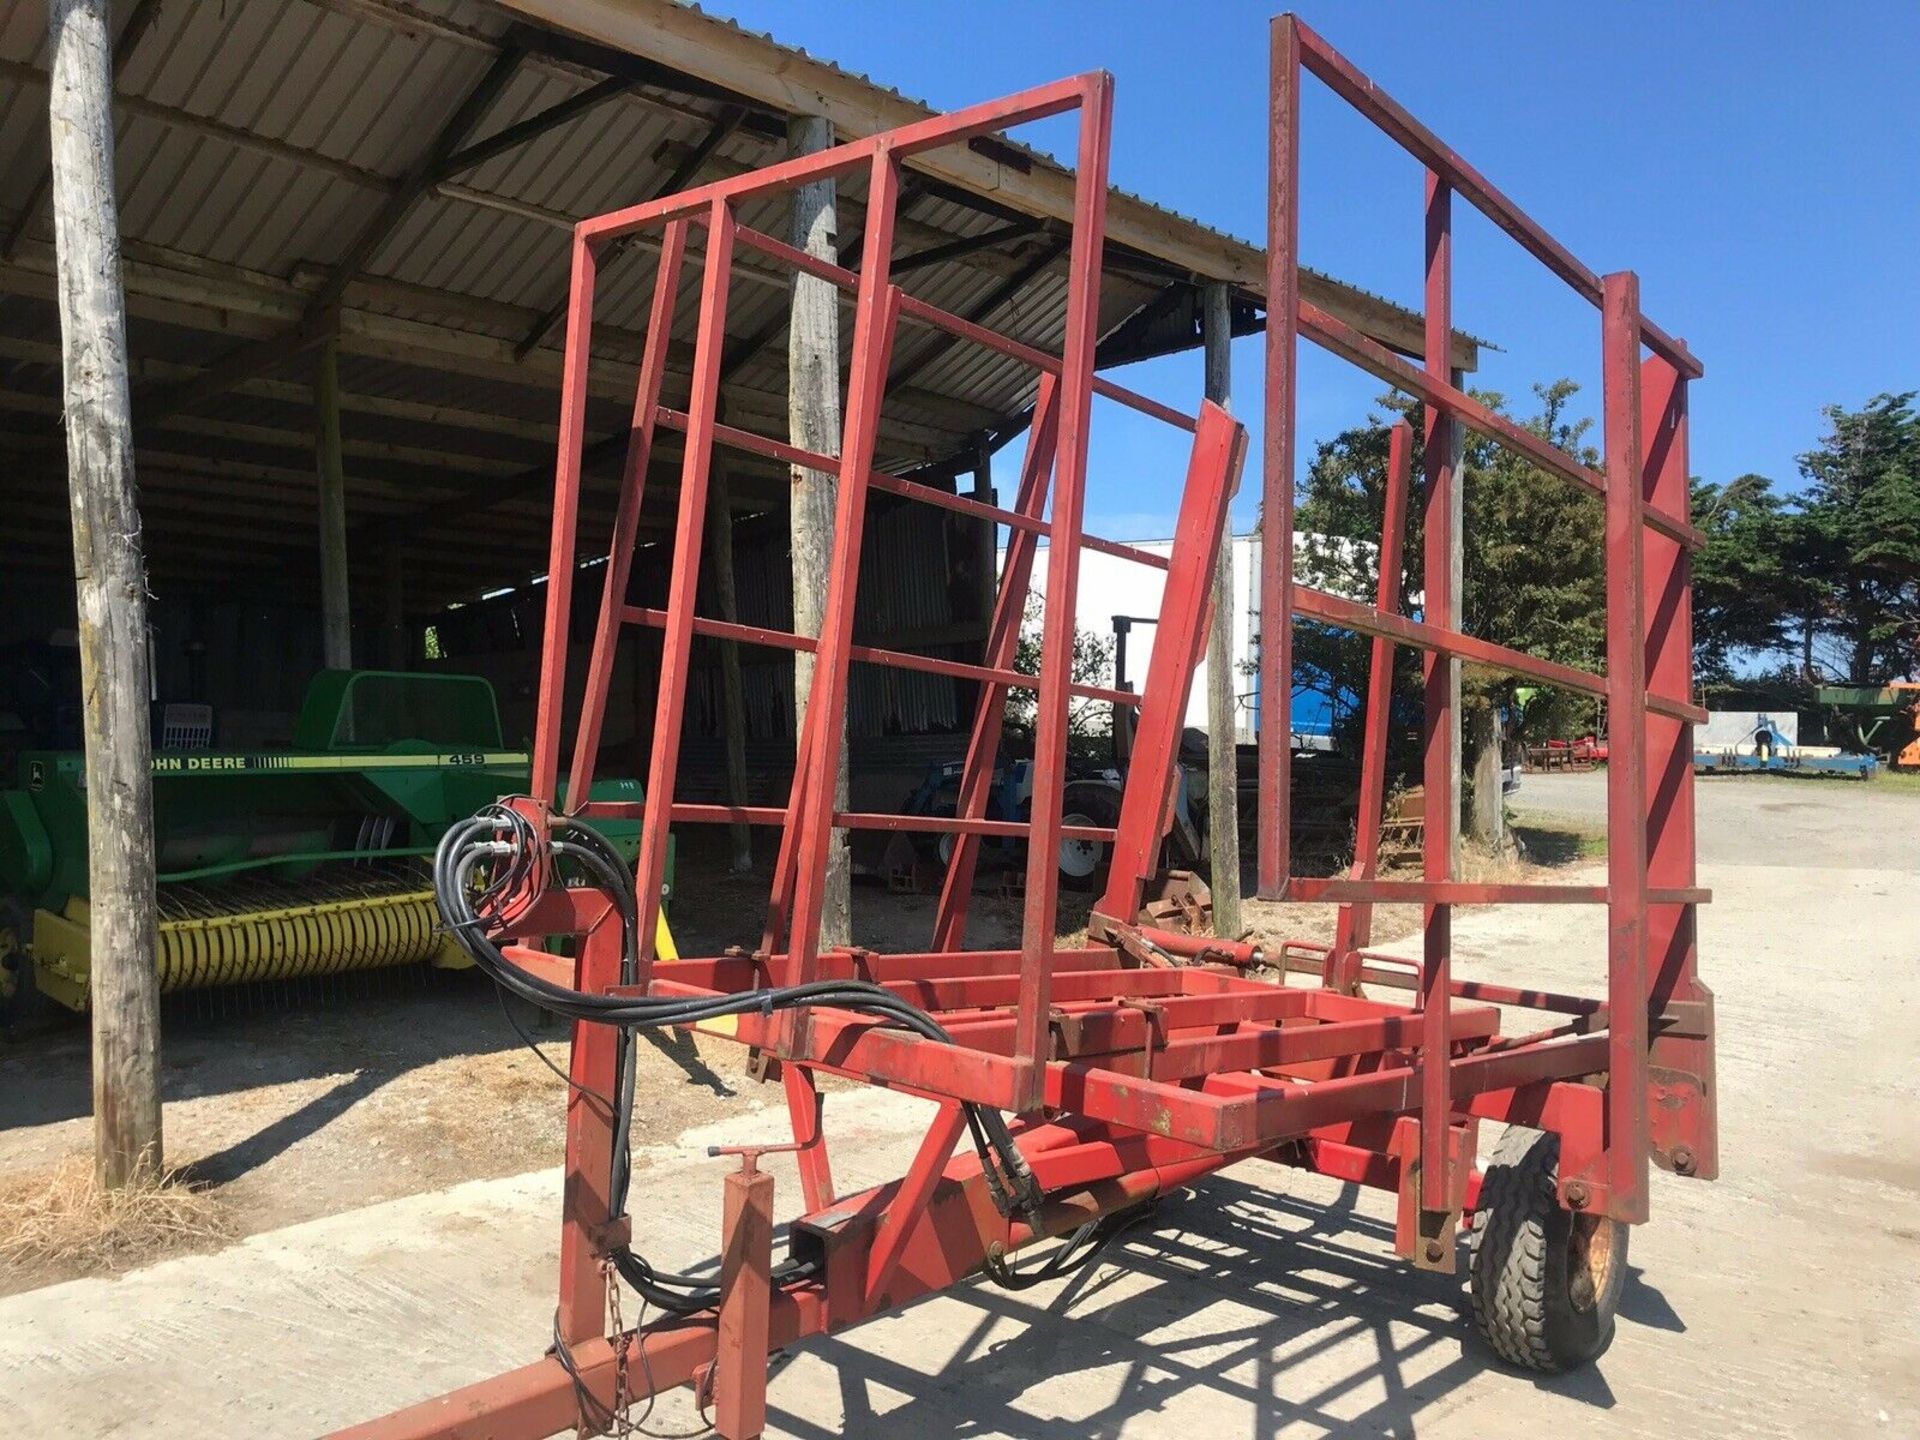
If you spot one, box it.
[337,24,1712,1438]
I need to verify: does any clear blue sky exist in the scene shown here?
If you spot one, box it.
[720,1,1920,538]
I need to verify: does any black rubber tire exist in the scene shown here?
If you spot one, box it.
[1058,785,1122,892]
[1469,1126,1628,1373]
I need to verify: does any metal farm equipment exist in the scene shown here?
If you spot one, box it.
[0,670,668,1012]
[339,18,1717,1438]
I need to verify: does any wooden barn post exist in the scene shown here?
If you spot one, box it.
[786,113,851,948]
[47,0,164,1187]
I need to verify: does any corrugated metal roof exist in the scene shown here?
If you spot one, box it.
[0,0,1432,617]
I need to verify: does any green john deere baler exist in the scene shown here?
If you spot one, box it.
[0,670,667,1011]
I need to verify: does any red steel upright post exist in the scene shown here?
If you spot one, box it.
[557,906,627,1343]
[1014,73,1112,1109]
[1640,348,1718,1183]
[932,375,1061,952]
[529,233,599,809]
[1418,172,1456,1222]
[781,153,904,1012]
[1095,405,1246,924]
[631,201,739,980]
[1331,420,1412,988]
[567,220,689,807]
[1602,270,1652,1223]
[1259,15,1301,898]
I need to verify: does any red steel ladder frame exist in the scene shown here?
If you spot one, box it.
[1256,13,1718,1235]
[334,23,1717,1440]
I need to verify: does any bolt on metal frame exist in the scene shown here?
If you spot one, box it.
[335,24,1717,1440]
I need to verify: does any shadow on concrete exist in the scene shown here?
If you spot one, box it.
[0,969,525,1134]
[769,1174,1669,1438]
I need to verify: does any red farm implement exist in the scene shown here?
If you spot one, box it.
[338,16,1716,1438]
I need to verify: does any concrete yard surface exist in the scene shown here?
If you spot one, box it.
[3,773,1918,1438]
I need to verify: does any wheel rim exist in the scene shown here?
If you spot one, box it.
[1058,811,1102,879]
[1566,1211,1618,1313]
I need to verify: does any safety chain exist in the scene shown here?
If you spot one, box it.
[602,1258,636,1437]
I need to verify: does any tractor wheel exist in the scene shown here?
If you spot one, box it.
[1058,786,1121,892]
[1469,1126,1628,1373]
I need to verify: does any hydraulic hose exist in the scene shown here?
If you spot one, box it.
[434,804,1044,1312]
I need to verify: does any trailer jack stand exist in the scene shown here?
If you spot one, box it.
[708,1145,780,1440]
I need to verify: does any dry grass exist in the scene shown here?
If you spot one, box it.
[0,1154,231,1282]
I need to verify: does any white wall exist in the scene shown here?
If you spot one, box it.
[1012,533,1270,742]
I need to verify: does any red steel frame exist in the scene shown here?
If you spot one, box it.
[1255,14,1718,1237]
[338,23,1716,1440]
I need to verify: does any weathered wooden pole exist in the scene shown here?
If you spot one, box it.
[315,337,353,669]
[706,451,753,872]
[786,114,850,948]
[47,0,163,1187]
[1202,283,1244,939]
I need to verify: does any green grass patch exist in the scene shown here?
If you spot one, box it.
[1871,767,1920,794]
[1508,814,1608,866]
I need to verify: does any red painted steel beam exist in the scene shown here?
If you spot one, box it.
[1295,300,1704,551]
[1289,16,1701,381]
[1297,584,1705,724]
[1258,14,1302,899]
[620,604,1141,706]
[655,406,1173,572]
[527,234,598,807]
[935,375,1061,951]
[1014,73,1114,1109]
[558,917,626,1342]
[1097,402,1248,923]
[1297,583,1604,696]
[630,199,738,976]
[779,151,906,1028]
[727,225,1198,434]
[1332,420,1413,985]
[1418,170,1456,1218]
[580,75,1096,241]
[1602,271,1653,1224]
[1639,345,1718,1182]
[566,219,688,807]
[1287,878,1707,905]
[665,803,1115,842]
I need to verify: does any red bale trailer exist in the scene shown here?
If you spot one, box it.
[337,15,1716,1437]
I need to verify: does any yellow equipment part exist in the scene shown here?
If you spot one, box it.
[29,888,678,1011]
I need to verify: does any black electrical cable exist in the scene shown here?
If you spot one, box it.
[439,804,1045,1316]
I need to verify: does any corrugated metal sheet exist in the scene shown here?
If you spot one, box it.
[1,0,1210,612]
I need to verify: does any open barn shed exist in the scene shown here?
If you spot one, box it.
[0,0,1466,792]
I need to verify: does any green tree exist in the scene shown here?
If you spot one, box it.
[1294,382,1608,848]
[1795,393,1920,684]
[1689,472,1805,687]
[1005,592,1115,752]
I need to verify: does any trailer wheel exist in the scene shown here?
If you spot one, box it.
[1469,1126,1627,1373]
[1058,786,1121,891]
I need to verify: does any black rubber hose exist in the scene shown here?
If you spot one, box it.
[437,805,1043,1311]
